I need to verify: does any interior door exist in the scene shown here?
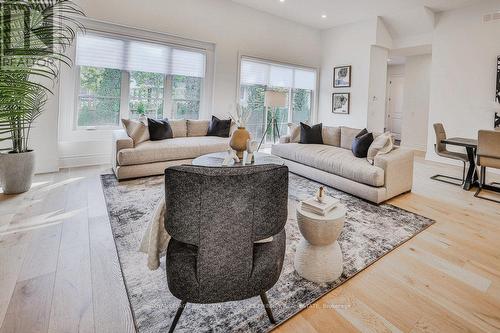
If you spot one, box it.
[387,76,404,140]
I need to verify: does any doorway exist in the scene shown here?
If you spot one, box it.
[386,74,404,141]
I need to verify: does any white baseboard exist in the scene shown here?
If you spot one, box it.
[59,153,110,169]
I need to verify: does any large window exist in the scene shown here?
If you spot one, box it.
[75,33,206,128]
[239,57,317,143]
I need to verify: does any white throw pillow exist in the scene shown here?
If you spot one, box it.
[288,123,301,143]
[367,131,394,164]
[121,118,150,146]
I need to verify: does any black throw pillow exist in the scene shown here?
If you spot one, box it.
[300,122,323,144]
[148,118,173,141]
[356,128,368,138]
[352,132,374,158]
[207,116,231,137]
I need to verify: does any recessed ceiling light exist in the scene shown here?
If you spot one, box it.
[321,14,327,19]
[279,0,285,2]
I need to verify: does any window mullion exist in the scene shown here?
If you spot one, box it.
[120,70,130,120]
[164,75,173,119]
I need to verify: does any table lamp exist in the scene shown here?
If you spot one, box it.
[258,91,288,150]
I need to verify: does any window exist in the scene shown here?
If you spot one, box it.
[78,66,122,127]
[75,33,207,128]
[171,75,202,119]
[129,71,164,120]
[239,57,316,143]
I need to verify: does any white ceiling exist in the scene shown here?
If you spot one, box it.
[230,0,486,31]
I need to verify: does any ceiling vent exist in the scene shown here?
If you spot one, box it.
[483,12,500,23]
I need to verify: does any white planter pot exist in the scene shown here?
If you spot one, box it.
[0,150,35,194]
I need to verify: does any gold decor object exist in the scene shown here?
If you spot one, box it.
[230,127,251,159]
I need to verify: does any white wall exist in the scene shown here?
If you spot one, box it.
[401,54,431,151]
[426,0,500,163]
[318,18,391,131]
[318,20,373,128]
[43,0,322,172]
[367,45,389,133]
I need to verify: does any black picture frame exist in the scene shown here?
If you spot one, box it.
[333,65,351,88]
[332,93,350,114]
[496,56,500,103]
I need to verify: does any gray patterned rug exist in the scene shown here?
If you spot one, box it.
[100,172,434,333]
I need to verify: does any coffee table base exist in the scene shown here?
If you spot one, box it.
[294,239,343,283]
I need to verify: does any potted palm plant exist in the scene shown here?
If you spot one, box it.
[0,0,85,194]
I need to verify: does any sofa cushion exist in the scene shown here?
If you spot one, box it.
[322,126,340,147]
[207,116,231,137]
[187,120,210,137]
[170,120,187,138]
[352,132,374,158]
[118,137,229,166]
[367,132,394,165]
[300,123,323,144]
[272,143,385,187]
[148,118,173,141]
[340,126,363,150]
[121,118,150,145]
[288,123,301,143]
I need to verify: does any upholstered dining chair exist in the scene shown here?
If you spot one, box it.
[474,130,500,203]
[164,164,289,332]
[431,123,468,185]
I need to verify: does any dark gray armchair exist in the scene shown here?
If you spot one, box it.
[164,164,289,332]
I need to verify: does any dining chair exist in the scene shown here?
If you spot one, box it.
[164,164,289,332]
[430,123,468,185]
[474,130,500,203]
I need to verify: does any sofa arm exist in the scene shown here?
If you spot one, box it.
[374,148,414,199]
[279,135,291,144]
[112,130,133,170]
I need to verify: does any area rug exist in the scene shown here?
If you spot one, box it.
[100,172,434,333]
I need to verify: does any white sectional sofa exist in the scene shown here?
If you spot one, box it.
[112,119,230,180]
[271,126,414,204]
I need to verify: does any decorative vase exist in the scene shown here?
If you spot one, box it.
[230,127,251,160]
[0,150,35,194]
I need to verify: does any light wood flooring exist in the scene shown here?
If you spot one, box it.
[1,156,499,333]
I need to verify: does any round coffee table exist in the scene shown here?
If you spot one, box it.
[294,202,346,283]
[192,152,284,167]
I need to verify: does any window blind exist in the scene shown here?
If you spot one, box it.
[240,57,316,91]
[76,33,206,78]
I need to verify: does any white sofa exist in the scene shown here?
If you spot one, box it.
[112,119,230,180]
[271,126,414,204]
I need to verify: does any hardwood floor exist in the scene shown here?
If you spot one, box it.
[1,156,499,332]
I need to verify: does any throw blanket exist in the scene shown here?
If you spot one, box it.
[139,197,170,270]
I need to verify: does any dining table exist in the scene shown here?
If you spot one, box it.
[441,137,478,191]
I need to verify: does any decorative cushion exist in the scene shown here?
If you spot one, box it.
[169,120,187,138]
[288,123,301,143]
[207,116,231,137]
[300,123,323,144]
[121,118,150,146]
[340,126,363,150]
[352,132,374,158]
[148,118,173,141]
[367,132,394,164]
[322,126,341,147]
[187,120,210,137]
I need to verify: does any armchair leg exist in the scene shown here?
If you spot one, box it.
[260,292,276,324]
[168,300,187,333]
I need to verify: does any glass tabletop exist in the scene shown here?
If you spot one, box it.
[192,152,284,167]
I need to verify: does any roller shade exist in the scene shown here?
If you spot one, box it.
[76,33,206,78]
[240,57,316,90]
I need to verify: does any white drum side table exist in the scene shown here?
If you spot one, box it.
[294,202,346,283]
